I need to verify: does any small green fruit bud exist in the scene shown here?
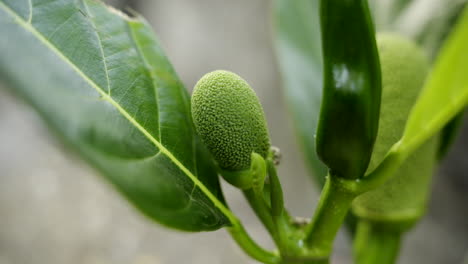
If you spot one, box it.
[191,70,271,188]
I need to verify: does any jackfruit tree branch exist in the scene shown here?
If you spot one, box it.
[304,174,357,257]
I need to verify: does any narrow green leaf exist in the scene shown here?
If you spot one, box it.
[398,5,468,156]
[0,0,231,231]
[273,0,327,185]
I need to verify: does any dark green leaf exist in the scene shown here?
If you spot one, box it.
[0,0,231,231]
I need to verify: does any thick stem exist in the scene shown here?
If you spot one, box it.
[304,175,357,256]
[353,220,402,264]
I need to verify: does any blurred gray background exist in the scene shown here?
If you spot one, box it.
[0,1,467,263]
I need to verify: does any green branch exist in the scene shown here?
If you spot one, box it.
[267,158,294,255]
[304,175,357,257]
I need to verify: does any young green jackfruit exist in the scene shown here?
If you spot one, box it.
[191,70,271,178]
[352,33,438,228]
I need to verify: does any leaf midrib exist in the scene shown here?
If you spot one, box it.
[0,0,235,225]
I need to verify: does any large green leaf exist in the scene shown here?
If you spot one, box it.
[273,0,327,185]
[0,0,231,231]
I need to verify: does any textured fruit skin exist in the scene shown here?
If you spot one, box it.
[316,0,381,179]
[352,34,438,227]
[191,70,270,171]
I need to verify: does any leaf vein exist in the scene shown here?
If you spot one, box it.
[83,0,111,96]
[47,11,75,39]
[126,21,162,141]
[115,74,143,105]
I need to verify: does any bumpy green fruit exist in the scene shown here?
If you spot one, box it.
[191,70,271,174]
[352,34,438,228]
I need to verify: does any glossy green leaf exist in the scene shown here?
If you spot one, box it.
[398,5,468,157]
[0,0,231,231]
[273,0,327,185]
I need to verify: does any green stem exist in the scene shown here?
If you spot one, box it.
[304,175,357,257]
[353,220,402,264]
[243,189,280,245]
[267,158,292,254]
[227,224,280,264]
[332,147,406,195]
[268,158,285,222]
[355,147,406,193]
